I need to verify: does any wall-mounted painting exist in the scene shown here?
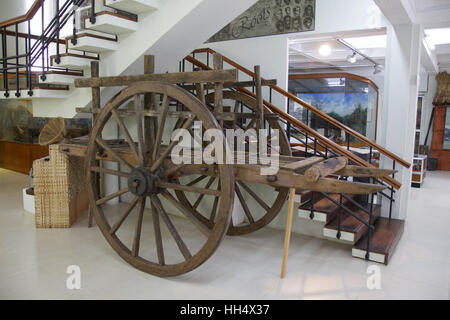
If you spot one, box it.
[444,107,450,150]
[298,92,370,138]
[0,100,91,144]
[207,0,315,43]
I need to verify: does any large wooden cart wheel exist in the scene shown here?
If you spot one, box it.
[86,81,234,277]
[175,90,292,236]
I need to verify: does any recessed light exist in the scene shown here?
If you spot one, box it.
[319,44,332,57]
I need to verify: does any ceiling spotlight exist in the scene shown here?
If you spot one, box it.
[373,64,383,75]
[319,44,332,57]
[347,52,357,63]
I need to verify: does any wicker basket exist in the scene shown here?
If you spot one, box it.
[34,145,89,228]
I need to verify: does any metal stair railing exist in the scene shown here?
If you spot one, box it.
[0,0,88,97]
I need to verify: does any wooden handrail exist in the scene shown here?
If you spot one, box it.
[185,53,403,190]
[192,48,411,170]
[0,0,44,29]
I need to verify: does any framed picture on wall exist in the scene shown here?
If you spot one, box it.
[444,106,450,150]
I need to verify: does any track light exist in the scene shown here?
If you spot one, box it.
[373,64,383,74]
[347,52,357,63]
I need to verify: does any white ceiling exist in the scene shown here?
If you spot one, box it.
[289,30,386,75]
[289,0,450,75]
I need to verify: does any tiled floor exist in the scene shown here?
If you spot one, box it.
[0,168,449,300]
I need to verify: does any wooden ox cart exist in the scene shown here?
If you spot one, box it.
[44,55,394,277]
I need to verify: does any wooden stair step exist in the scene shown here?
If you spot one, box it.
[352,218,405,265]
[298,193,352,223]
[324,204,381,243]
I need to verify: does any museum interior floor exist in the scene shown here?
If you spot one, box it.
[0,167,449,300]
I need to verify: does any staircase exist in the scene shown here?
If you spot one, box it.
[182,48,409,265]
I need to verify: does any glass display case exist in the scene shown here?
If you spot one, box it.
[288,73,379,144]
[412,155,427,188]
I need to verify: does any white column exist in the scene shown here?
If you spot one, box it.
[379,23,423,219]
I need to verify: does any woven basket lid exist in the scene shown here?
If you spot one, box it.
[38,117,66,146]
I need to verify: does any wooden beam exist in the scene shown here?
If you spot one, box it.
[283,157,325,172]
[335,166,398,178]
[304,157,348,183]
[254,65,264,130]
[74,69,238,88]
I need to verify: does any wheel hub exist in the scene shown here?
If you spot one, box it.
[128,168,160,196]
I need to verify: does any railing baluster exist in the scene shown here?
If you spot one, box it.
[15,23,20,97]
[389,161,396,220]
[90,0,96,24]
[366,181,375,260]
[27,20,33,96]
[40,0,46,81]
[2,27,9,97]
[337,194,343,239]
[55,0,61,64]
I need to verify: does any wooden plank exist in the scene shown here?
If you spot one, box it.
[304,157,348,183]
[214,54,224,127]
[281,188,296,278]
[283,157,325,171]
[180,79,277,91]
[335,166,397,178]
[77,106,280,121]
[144,55,156,162]
[254,65,264,130]
[74,69,238,88]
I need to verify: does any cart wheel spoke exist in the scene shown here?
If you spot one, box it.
[95,137,134,170]
[110,196,139,235]
[151,201,165,265]
[131,197,146,257]
[158,182,220,196]
[152,94,169,162]
[209,182,221,223]
[134,94,146,167]
[151,195,192,261]
[150,115,196,173]
[192,177,216,210]
[161,164,185,178]
[91,166,130,178]
[96,187,129,206]
[235,183,255,224]
[161,190,211,237]
[111,108,140,163]
[187,175,208,186]
[237,181,270,212]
